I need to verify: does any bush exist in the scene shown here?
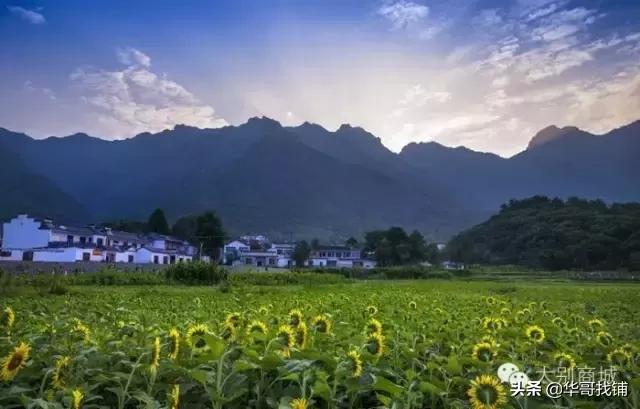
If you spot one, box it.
[70,268,166,286]
[228,271,348,286]
[164,261,226,285]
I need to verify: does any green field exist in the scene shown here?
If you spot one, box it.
[1,280,639,408]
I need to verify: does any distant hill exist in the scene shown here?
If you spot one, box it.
[446,196,640,270]
[400,120,640,212]
[0,118,638,240]
[0,138,88,222]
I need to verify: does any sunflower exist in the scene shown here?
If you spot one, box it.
[1,306,15,331]
[169,384,180,409]
[365,318,383,336]
[290,397,309,409]
[607,348,631,367]
[467,374,508,409]
[289,309,304,328]
[346,350,363,377]
[277,325,295,349]
[482,317,503,332]
[246,320,268,337]
[295,322,308,349]
[72,389,83,409]
[588,319,604,330]
[168,329,180,360]
[525,325,545,344]
[51,356,70,388]
[500,307,511,316]
[553,352,576,368]
[366,305,378,315]
[149,337,161,374]
[258,306,269,315]
[72,320,91,342]
[1,342,30,381]
[221,322,237,342]
[312,315,331,334]
[552,317,566,328]
[472,342,497,363]
[186,324,209,353]
[596,331,613,347]
[409,301,417,310]
[514,311,526,324]
[485,296,496,306]
[366,332,385,358]
[224,312,242,329]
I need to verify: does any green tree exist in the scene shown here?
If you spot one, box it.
[293,240,311,267]
[147,208,169,235]
[345,237,359,248]
[195,211,227,259]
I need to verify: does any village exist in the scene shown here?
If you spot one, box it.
[0,214,378,269]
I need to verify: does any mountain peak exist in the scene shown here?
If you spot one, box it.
[246,116,282,127]
[527,125,581,150]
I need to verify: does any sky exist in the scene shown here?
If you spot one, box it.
[1,0,639,157]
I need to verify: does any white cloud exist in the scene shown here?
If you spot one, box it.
[378,1,429,30]
[70,48,227,138]
[116,47,151,68]
[391,84,451,117]
[24,80,56,100]
[7,5,45,24]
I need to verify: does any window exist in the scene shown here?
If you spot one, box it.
[128,255,134,263]
[88,237,93,243]
[82,252,90,261]
[153,255,159,264]
[245,257,253,265]
[79,236,86,244]
[0,251,12,257]
[163,256,168,264]
[97,238,104,246]
[67,235,74,243]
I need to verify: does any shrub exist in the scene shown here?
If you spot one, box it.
[228,271,348,286]
[164,261,226,285]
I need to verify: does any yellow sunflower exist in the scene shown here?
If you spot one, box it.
[312,315,332,334]
[1,342,30,381]
[346,350,363,377]
[472,342,497,363]
[467,374,508,409]
[51,356,71,388]
[409,301,417,310]
[168,329,180,360]
[552,317,566,328]
[525,325,545,344]
[553,352,576,368]
[295,322,308,350]
[366,305,378,315]
[482,317,503,332]
[246,320,268,337]
[607,348,631,367]
[289,309,304,328]
[72,388,83,409]
[224,312,242,329]
[186,323,209,353]
[365,318,383,336]
[290,397,309,409]
[149,337,161,374]
[1,306,15,331]
[169,384,180,409]
[277,325,295,349]
[366,332,385,358]
[596,331,613,347]
[588,319,604,330]
[220,322,237,342]
[72,320,91,342]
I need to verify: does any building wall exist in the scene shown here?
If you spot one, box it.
[0,249,24,261]
[2,215,50,249]
[33,248,78,262]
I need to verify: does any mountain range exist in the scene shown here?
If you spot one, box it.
[0,118,638,241]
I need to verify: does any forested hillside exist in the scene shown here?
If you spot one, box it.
[447,196,640,270]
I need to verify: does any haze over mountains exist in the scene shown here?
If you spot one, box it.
[0,118,638,241]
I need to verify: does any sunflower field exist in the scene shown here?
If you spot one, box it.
[1,280,639,408]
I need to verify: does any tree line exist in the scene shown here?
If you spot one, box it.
[446,196,640,271]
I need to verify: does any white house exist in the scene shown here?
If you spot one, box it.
[0,214,195,264]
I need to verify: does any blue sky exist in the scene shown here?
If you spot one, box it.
[1,0,639,156]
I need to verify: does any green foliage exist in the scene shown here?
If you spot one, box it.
[172,211,227,258]
[447,196,640,271]
[70,268,166,286]
[1,281,639,408]
[228,271,347,286]
[164,261,226,285]
[364,227,439,266]
[147,208,170,234]
[292,240,311,267]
